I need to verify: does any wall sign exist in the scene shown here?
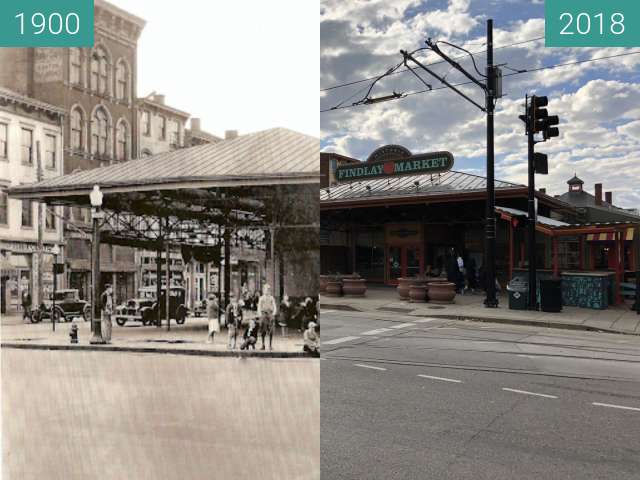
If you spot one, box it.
[335,150,454,183]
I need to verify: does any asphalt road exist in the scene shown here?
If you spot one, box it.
[2,350,319,480]
[321,310,640,480]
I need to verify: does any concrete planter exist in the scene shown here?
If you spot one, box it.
[319,275,329,293]
[409,283,428,303]
[397,278,413,300]
[427,281,456,304]
[325,280,343,297]
[343,278,367,296]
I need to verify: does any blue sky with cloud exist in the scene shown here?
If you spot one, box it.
[321,0,640,208]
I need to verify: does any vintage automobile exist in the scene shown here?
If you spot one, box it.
[31,289,91,323]
[114,286,188,326]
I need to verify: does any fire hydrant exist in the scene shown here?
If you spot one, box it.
[69,324,78,344]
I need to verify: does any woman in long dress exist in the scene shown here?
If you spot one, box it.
[206,293,220,344]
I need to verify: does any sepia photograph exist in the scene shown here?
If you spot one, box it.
[1,1,319,479]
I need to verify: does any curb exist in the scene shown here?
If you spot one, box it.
[409,314,640,336]
[0,342,316,358]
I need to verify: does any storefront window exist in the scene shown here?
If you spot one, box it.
[355,229,385,280]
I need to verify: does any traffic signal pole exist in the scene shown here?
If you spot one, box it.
[484,19,498,308]
[527,97,537,310]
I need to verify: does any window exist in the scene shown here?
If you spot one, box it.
[45,207,56,231]
[21,200,33,227]
[116,121,128,161]
[91,107,109,156]
[142,111,151,136]
[71,107,83,150]
[159,116,167,140]
[169,120,179,146]
[90,48,109,94]
[45,134,56,169]
[0,123,7,159]
[21,128,33,164]
[115,60,128,100]
[70,48,82,85]
[0,191,7,225]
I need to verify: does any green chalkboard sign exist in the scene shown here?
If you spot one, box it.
[561,274,609,310]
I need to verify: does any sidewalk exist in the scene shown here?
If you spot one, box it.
[0,315,312,357]
[322,286,640,335]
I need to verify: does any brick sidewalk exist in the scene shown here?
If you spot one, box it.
[322,287,640,335]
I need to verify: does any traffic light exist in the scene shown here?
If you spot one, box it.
[534,152,548,174]
[531,96,560,140]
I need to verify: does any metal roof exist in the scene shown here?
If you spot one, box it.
[496,206,570,228]
[10,127,319,197]
[0,87,66,116]
[320,170,523,202]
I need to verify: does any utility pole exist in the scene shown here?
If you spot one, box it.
[400,18,501,308]
[484,19,498,308]
[526,95,537,310]
[35,142,44,309]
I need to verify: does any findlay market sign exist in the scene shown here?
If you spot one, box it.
[335,149,454,183]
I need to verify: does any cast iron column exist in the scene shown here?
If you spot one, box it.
[484,19,498,308]
[224,228,231,307]
[89,213,105,344]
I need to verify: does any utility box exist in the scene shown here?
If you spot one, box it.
[540,278,562,312]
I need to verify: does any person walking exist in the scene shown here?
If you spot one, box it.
[206,292,220,344]
[100,284,114,343]
[21,288,32,322]
[279,294,292,334]
[456,252,466,294]
[226,294,243,350]
[258,284,277,350]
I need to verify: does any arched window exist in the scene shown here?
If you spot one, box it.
[69,48,82,85]
[90,47,109,95]
[115,59,129,101]
[70,107,84,151]
[91,107,109,156]
[116,120,128,161]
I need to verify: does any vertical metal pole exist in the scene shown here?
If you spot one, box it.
[270,226,276,291]
[217,227,222,323]
[89,213,104,344]
[484,19,498,308]
[156,218,162,327]
[52,254,57,332]
[224,227,231,308]
[527,96,537,310]
[36,142,43,309]
[635,225,640,314]
[165,232,171,332]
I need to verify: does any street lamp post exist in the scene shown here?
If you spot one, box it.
[89,185,105,344]
[51,244,60,332]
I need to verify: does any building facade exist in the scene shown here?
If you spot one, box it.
[0,88,65,314]
[137,93,189,157]
[0,0,146,305]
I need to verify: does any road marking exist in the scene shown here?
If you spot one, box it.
[320,310,336,314]
[323,336,360,345]
[517,354,537,359]
[390,322,415,329]
[502,388,558,399]
[354,363,387,371]
[418,374,462,383]
[592,402,640,412]
[361,328,392,336]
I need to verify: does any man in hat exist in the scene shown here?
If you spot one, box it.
[257,283,277,350]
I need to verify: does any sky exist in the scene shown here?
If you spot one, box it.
[321,0,640,209]
[108,0,319,138]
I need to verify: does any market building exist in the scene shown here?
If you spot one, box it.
[320,145,639,309]
[0,88,65,314]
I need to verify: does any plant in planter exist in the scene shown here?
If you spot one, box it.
[343,272,366,296]
[397,277,413,300]
[324,274,343,297]
[427,281,456,304]
[409,282,428,303]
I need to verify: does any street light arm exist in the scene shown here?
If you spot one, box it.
[401,50,487,113]
[426,39,487,91]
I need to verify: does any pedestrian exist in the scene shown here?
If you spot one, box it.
[279,294,292,329]
[301,297,316,332]
[466,257,477,294]
[303,321,320,356]
[240,318,258,350]
[21,288,32,322]
[206,292,220,344]
[100,284,113,343]
[226,294,243,350]
[456,252,466,294]
[258,283,277,350]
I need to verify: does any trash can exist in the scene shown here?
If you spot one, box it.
[507,279,528,310]
[540,278,562,312]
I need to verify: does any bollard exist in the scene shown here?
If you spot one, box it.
[69,324,78,344]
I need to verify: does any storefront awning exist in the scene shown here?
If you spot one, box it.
[587,228,635,242]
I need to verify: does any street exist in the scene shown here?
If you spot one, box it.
[2,349,319,480]
[321,310,640,480]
